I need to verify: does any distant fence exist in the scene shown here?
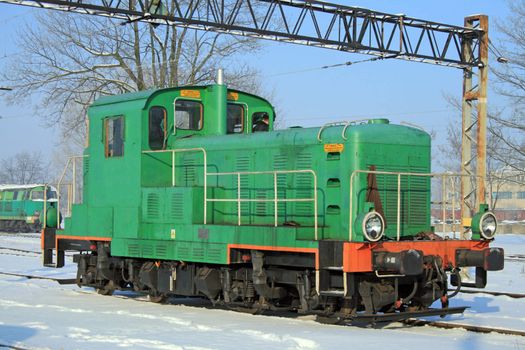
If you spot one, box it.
[434,223,525,235]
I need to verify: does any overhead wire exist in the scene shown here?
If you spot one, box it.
[264,54,398,78]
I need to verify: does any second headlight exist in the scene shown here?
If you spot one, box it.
[361,211,385,242]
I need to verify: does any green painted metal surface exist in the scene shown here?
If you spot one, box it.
[62,84,431,264]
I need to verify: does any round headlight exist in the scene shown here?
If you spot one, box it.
[479,212,497,240]
[362,212,385,242]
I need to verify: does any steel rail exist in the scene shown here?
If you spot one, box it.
[455,288,525,299]
[0,0,483,68]
[403,318,525,337]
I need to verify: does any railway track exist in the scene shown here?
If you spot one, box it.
[0,232,41,239]
[1,270,524,338]
[403,318,525,337]
[506,254,525,261]
[457,288,525,299]
[0,271,76,284]
[0,246,41,257]
[0,246,74,260]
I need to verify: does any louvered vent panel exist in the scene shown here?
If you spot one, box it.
[128,244,140,256]
[374,165,429,230]
[142,243,154,257]
[255,190,268,216]
[83,157,89,188]
[295,153,313,218]
[169,193,184,221]
[273,154,288,218]
[183,156,196,186]
[192,247,205,259]
[156,243,167,258]
[208,248,222,262]
[236,156,250,221]
[177,246,190,260]
[146,192,161,220]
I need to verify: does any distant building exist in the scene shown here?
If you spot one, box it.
[491,166,525,221]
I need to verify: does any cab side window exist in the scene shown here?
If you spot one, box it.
[252,112,270,132]
[105,116,125,158]
[149,107,167,150]
[175,100,203,131]
[31,191,44,200]
[227,103,244,134]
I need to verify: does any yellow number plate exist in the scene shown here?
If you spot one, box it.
[324,143,344,153]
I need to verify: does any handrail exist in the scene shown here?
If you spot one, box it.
[57,155,88,226]
[317,121,348,142]
[206,169,319,240]
[348,170,486,242]
[143,148,208,223]
[341,119,377,140]
[317,119,375,142]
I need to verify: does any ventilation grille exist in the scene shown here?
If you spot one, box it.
[156,243,167,258]
[83,158,89,188]
[192,247,205,260]
[128,244,140,256]
[208,248,222,262]
[182,156,196,186]
[142,243,154,257]
[255,189,268,216]
[295,153,313,218]
[273,154,288,218]
[177,246,190,260]
[374,165,429,229]
[169,193,184,221]
[236,156,250,221]
[146,192,160,220]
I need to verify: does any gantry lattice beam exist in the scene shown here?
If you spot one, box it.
[0,0,484,69]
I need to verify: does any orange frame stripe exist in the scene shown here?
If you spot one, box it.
[55,235,112,252]
[56,235,112,241]
[342,240,490,273]
[227,244,319,269]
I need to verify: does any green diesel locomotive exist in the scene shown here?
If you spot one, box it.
[0,184,59,232]
[42,76,503,321]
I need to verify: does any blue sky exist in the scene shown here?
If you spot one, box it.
[0,1,513,168]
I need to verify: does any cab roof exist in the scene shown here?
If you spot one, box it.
[91,86,272,108]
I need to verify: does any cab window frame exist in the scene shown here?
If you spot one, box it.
[227,102,246,134]
[148,106,168,150]
[103,115,125,158]
[174,98,203,133]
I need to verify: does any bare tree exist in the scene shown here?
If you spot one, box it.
[438,95,521,210]
[0,3,264,143]
[489,0,525,175]
[0,152,50,184]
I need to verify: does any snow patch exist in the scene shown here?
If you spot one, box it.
[21,322,49,330]
[234,329,319,349]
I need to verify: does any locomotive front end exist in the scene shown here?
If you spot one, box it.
[322,120,505,317]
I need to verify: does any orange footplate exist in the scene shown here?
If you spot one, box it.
[342,240,490,273]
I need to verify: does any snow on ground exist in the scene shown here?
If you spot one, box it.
[0,233,524,350]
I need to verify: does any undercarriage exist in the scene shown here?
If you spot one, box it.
[71,243,496,323]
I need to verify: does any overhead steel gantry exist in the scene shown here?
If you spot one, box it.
[0,0,488,224]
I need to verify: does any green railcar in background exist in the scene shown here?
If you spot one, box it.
[42,77,504,321]
[0,184,59,232]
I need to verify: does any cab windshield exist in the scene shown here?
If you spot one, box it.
[31,189,57,201]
